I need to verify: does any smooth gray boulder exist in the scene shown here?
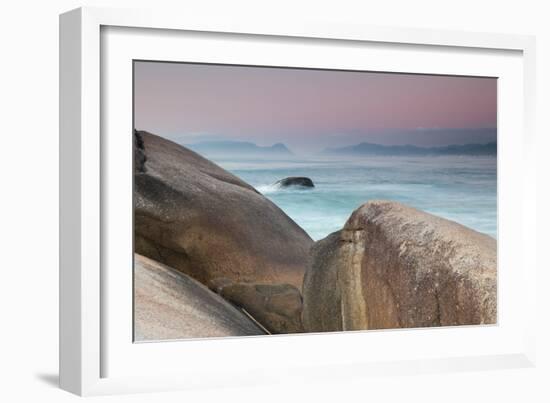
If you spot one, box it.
[134,130,313,291]
[134,254,265,341]
[302,201,497,332]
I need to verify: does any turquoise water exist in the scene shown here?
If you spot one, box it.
[214,155,497,241]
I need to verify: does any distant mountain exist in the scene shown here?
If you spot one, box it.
[185,140,293,157]
[322,141,497,156]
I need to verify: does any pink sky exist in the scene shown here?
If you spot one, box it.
[134,61,497,152]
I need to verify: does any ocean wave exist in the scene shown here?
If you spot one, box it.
[256,183,317,194]
[256,184,281,194]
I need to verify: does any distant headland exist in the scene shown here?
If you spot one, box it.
[322,141,497,156]
[185,140,293,158]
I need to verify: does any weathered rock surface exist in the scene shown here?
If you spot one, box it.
[217,282,304,334]
[275,177,315,188]
[302,201,497,332]
[134,130,313,290]
[134,254,265,341]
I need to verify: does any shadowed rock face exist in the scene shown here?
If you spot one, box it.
[302,201,497,332]
[217,282,304,334]
[134,254,265,341]
[134,130,313,291]
[275,177,315,188]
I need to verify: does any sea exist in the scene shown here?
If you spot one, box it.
[212,155,497,241]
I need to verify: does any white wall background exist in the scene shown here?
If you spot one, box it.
[0,0,548,401]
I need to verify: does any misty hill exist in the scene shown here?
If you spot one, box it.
[185,140,293,158]
[322,141,497,156]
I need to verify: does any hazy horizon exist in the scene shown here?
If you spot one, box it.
[134,61,497,154]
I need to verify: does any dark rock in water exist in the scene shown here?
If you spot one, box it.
[217,282,304,334]
[134,130,313,292]
[134,254,266,341]
[302,201,497,332]
[275,177,315,188]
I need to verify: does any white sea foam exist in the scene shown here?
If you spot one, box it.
[256,184,281,194]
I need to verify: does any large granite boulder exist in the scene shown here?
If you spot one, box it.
[216,282,304,334]
[134,254,265,341]
[134,130,313,290]
[302,201,497,332]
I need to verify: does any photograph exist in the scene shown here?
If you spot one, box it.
[132,61,497,341]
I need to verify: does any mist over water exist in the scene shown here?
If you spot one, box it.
[214,155,497,241]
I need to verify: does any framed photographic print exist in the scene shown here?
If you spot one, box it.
[60,7,537,396]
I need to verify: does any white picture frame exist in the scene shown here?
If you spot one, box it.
[59,6,537,396]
